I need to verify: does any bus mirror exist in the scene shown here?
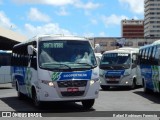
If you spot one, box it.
[28,45,34,55]
[132,55,136,61]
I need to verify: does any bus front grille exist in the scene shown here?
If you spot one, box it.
[105,75,121,79]
[57,80,87,88]
[61,91,85,97]
[106,81,119,84]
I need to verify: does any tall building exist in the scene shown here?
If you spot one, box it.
[144,0,160,37]
[121,19,144,38]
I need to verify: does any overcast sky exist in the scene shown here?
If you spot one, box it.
[0,0,144,38]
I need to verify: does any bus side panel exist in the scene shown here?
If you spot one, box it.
[140,65,154,91]
[13,66,38,98]
[13,67,26,94]
[0,66,11,83]
[26,67,38,98]
[4,66,11,83]
[152,66,160,92]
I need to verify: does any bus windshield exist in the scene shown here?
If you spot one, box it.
[100,53,131,69]
[38,40,97,70]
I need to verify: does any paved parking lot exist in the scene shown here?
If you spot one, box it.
[0,83,160,120]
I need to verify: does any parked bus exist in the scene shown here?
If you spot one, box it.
[139,40,160,93]
[99,47,142,90]
[11,35,100,109]
[0,50,12,84]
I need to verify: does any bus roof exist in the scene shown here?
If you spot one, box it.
[103,47,139,54]
[139,44,152,49]
[152,39,160,45]
[118,47,139,51]
[14,34,89,48]
[140,39,160,50]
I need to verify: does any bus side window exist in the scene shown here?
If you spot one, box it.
[153,46,158,65]
[148,47,153,65]
[31,51,37,70]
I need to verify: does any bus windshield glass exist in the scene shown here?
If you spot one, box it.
[38,40,97,70]
[100,53,131,69]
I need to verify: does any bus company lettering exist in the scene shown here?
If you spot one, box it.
[43,43,63,48]
[59,70,92,80]
[64,73,87,78]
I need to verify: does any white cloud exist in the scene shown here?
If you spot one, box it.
[28,8,51,22]
[0,11,16,29]
[119,0,144,14]
[56,7,69,16]
[83,32,95,37]
[102,14,128,27]
[24,23,72,37]
[90,19,98,25]
[99,32,106,37]
[13,0,100,10]
[75,1,100,10]
[12,0,75,6]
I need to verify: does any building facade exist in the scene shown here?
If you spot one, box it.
[91,37,159,52]
[144,0,160,37]
[121,19,144,38]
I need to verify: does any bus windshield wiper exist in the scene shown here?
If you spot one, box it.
[76,62,95,68]
[41,63,72,70]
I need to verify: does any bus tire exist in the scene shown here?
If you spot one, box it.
[81,99,95,110]
[101,85,110,90]
[143,79,150,93]
[32,87,43,109]
[16,81,25,100]
[130,79,136,90]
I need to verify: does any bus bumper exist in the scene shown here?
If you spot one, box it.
[37,81,100,101]
[100,75,133,87]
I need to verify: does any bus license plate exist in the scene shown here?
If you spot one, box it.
[67,88,79,92]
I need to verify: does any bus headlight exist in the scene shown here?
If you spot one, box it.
[41,80,55,87]
[90,80,95,85]
[90,78,99,85]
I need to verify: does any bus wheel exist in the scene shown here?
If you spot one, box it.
[101,85,110,90]
[130,79,136,90]
[16,82,24,100]
[81,99,95,110]
[143,79,150,93]
[32,88,43,109]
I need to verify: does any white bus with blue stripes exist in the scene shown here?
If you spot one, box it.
[0,50,12,84]
[99,47,142,90]
[11,35,100,109]
[139,40,160,93]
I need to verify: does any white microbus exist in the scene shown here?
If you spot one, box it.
[99,47,142,90]
[11,35,100,109]
[0,50,12,84]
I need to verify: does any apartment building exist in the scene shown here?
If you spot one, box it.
[122,19,144,38]
[144,0,160,37]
